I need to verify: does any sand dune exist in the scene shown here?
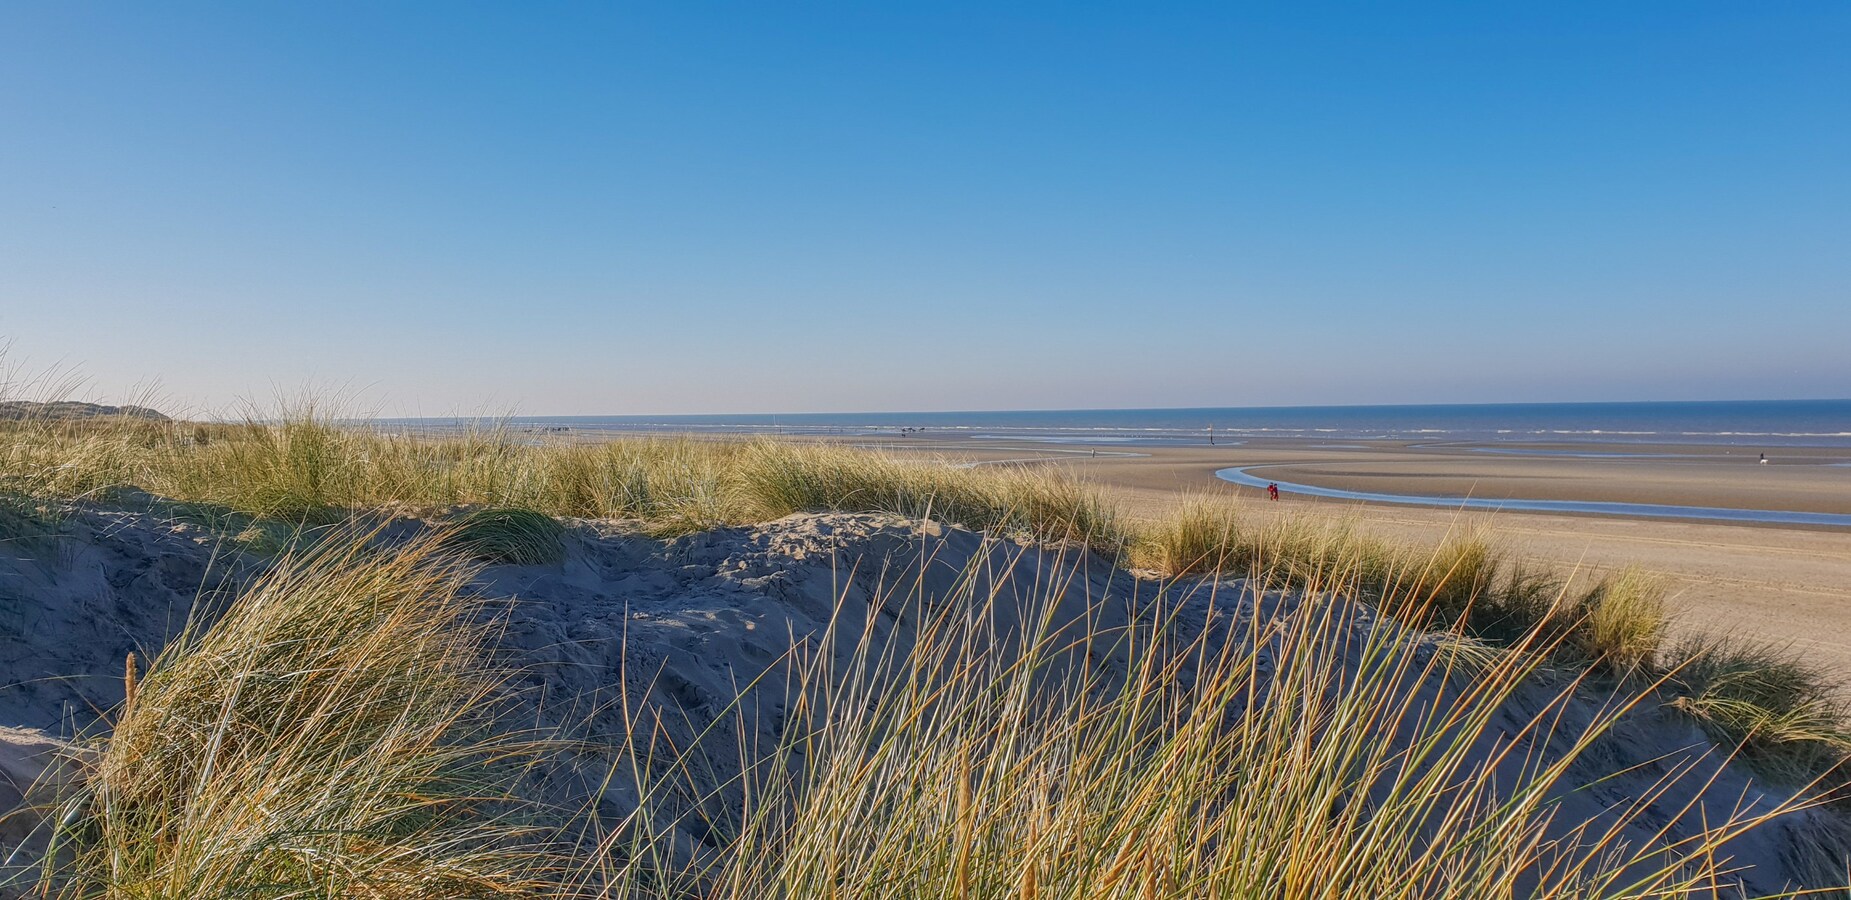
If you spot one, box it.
[2,502,1845,893]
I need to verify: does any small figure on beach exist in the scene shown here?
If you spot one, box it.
[1267,483,1280,501]
[1760,453,1768,465]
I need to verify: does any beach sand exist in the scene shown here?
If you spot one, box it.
[851,436,1851,673]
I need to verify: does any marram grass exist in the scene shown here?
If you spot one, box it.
[449,506,569,565]
[1666,635,1851,785]
[43,526,561,898]
[606,537,1844,898]
[1127,492,1245,575]
[5,408,1851,894]
[39,522,1843,898]
[0,414,1127,548]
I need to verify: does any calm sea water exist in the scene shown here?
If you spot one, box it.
[387,399,1851,450]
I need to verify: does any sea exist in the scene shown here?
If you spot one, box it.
[385,399,1851,451]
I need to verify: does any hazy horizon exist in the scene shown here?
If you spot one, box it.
[4,2,1848,414]
[6,378,1851,422]
[396,396,1851,421]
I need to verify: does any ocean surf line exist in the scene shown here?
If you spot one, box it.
[1215,466,1851,528]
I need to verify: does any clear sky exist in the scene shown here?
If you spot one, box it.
[2,2,1847,416]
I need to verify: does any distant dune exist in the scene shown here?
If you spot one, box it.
[0,400,169,421]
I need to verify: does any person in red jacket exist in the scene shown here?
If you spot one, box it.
[1267,483,1280,501]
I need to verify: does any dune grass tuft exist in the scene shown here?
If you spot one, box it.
[1574,566,1669,674]
[1665,636,1851,786]
[45,527,560,898]
[449,506,568,565]
[1128,494,1245,574]
[1409,533,1502,620]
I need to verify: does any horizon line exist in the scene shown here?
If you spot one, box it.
[368,396,1851,422]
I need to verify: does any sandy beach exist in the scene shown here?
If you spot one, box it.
[845,435,1851,673]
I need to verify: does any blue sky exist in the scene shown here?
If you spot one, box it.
[2,2,1847,415]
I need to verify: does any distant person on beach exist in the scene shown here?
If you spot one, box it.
[1267,483,1279,501]
[1760,453,1768,465]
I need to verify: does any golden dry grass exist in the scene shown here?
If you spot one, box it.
[609,538,1840,898]
[45,526,560,898]
[5,410,1848,896]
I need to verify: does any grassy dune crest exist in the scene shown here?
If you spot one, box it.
[25,519,1846,898]
[0,413,1126,546]
[630,549,1826,899]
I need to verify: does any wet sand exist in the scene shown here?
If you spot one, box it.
[854,436,1851,673]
